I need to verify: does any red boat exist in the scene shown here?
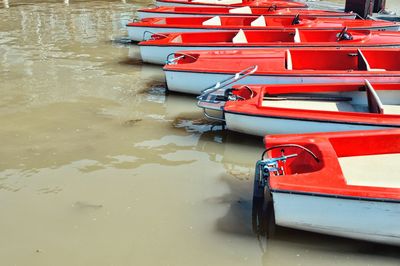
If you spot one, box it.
[197,81,400,135]
[127,15,399,41]
[155,0,307,8]
[252,129,400,245]
[139,29,400,64]
[137,6,355,19]
[164,48,400,94]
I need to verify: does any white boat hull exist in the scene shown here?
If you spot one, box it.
[164,70,400,95]
[141,45,255,65]
[272,192,400,246]
[224,111,391,136]
[128,25,400,41]
[127,26,226,41]
[155,0,222,7]
[142,44,400,65]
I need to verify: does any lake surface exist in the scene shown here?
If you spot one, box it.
[0,1,399,265]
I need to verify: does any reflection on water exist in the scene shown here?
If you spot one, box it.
[0,1,399,265]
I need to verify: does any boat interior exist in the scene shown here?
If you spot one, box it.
[167,6,235,13]
[260,80,400,115]
[229,81,400,116]
[150,15,306,26]
[165,28,367,44]
[285,49,400,71]
[191,0,243,5]
[168,30,297,43]
[266,130,400,191]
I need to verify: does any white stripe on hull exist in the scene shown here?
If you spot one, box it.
[272,192,400,246]
[164,70,400,95]
[224,112,390,136]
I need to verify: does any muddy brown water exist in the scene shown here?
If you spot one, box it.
[0,1,399,265]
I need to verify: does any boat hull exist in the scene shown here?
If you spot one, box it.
[128,26,226,42]
[164,70,400,94]
[224,111,392,136]
[272,192,400,246]
[127,25,400,41]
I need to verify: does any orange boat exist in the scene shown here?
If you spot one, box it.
[163,48,400,94]
[137,6,355,19]
[197,81,400,135]
[252,129,400,245]
[139,29,400,64]
[154,0,307,8]
[127,15,399,41]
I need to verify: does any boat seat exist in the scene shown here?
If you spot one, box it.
[232,29,247,43]
[217,0,243,4]
[193,0,242,4]
[251,15,266,27]
[285,49,292,70]
[369,68,386,71]
[202,16,221,26]
[365,80,384,114]
[192,0,217,3]
[229,6,252,14]
[262,99,358,112]
[171,35,183,43]
[382,105,400,115]
[154,18,167,25]
[294,28,301,43]
[339,153,400,188]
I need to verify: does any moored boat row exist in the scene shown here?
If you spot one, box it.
[137,6,357,19]
[155,0,308,8]
[127,0,400,246]
[139,29,400,64]
[127,15,399,41]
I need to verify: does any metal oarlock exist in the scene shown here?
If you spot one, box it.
[165,52,198,65]
[142,31,168,41]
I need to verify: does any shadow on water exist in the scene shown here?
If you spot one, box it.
[212,173,255,237]
[195,130,265,237]
[110,37,137,46]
